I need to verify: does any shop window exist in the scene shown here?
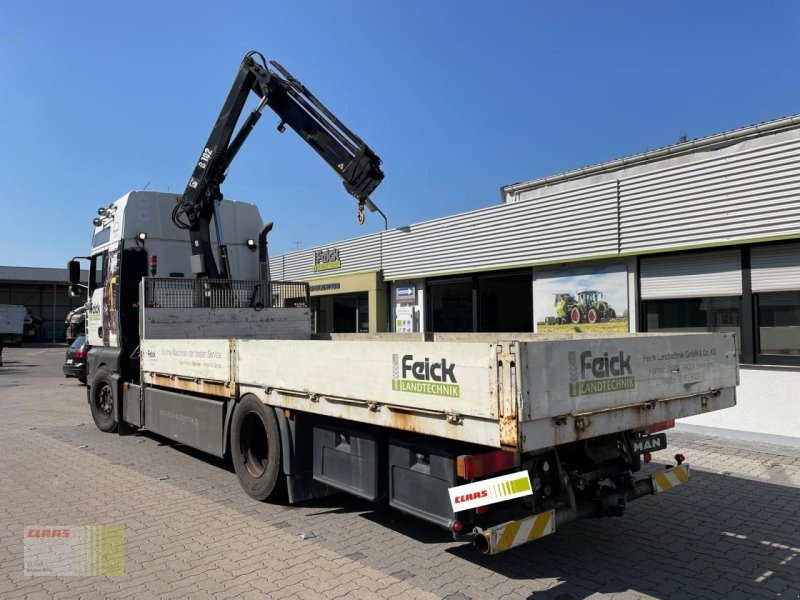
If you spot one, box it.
[332,293,369,333]
[757,291,800,356]
[428,280,473,332]
[644,296,741,352]
[478,273,532,332]
[357,293,369,333]
[428,271,534,333]
[313,293,369,333]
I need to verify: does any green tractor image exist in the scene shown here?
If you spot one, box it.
[554,292,583,324]
[576,290,616,324]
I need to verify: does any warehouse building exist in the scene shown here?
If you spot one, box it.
[271,114,800,445]
[0,266,88,343]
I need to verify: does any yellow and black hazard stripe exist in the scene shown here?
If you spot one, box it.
[483,509,556,554]
[652,464,691,493]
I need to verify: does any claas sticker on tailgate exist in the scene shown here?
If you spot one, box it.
[448,472,532,511]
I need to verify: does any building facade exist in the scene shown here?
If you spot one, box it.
[272,114,800,445]
[0,266,88,343]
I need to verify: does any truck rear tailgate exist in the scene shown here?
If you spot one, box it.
[518,333,738,451]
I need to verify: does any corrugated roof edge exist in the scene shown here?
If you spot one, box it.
[0,265,89,283]
[501,112,800,200]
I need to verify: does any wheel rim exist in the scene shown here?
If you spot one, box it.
[97,384,113,416]
[571,308,581,324]
[588,309,597,323]
[240,411,268,478]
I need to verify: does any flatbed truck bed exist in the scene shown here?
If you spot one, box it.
[78,277,737,554]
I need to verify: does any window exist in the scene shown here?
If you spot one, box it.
[89,252,107,292]
[645,297,741,352]
[639,243,800,366]
[757,291,800,356]
[357,294,369,333]
[427,270,533,333]
[92,226,111,247]
[751,242,800,365]
[640,250,743,353]
[314,293,369,333]
[428,279,473,332]
[478,272,533,332]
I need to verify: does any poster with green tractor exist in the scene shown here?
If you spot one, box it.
[535,265,629,333]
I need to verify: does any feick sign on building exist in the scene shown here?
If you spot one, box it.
[313,248,341,272]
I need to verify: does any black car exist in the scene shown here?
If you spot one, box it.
[63,335,88,384]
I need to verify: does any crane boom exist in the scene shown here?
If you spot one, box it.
[173,51,384,278]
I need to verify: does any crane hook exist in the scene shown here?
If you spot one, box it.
[357,200,365,225]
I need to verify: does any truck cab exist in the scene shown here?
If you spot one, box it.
[83,191,266,377]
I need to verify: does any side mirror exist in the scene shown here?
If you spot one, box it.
[69,285,83,297]
[68,260,81,285]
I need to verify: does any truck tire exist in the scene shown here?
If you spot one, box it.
[230,395,283,501]
[90,367,118,433]
[587,308,598,323]
[570,307,582,324]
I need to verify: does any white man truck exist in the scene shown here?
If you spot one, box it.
[69,52,738,554]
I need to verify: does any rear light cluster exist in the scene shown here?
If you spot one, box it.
[648,420,675,433]
[455,450,518,523]
[72,348,87,359]
[457,450,519,480]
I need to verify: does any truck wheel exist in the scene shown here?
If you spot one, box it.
[570,307,581,324]
[230,395,283,501]
[90,367,117,433]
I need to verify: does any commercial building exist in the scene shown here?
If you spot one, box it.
[0,266,87,342]
[271,113,800,445]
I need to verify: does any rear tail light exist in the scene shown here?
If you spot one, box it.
[475,505,488,515]
[73,348,87,359]
[452,520,463,534]
[457,450,519,480]
[649,420,675,433]
[460,456,474,480]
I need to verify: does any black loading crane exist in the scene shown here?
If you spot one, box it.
[172,51,385,279]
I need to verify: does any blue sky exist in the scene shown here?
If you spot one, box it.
[2,1,799,267]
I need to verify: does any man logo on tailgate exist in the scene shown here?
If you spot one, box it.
[391,354,460,398]
[568,350,635,397]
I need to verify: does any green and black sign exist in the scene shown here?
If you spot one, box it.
[391,354,460,398]
[568,350,635,397]
[313,248,341,272]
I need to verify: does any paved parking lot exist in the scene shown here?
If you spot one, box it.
[0,345,798,599]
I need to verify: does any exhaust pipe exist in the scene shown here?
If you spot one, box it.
[259,222,274,306]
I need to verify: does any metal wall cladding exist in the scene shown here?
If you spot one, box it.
[751,242,800,292]
[269,233,382,281]
[620,136,800,253]
[381,181,619,280]
[639,250,742,299]
[272,127,800,283]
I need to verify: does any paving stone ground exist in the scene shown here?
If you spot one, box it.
[1,345,798,599]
